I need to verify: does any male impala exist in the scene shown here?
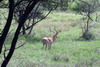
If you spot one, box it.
[41,29,60,50]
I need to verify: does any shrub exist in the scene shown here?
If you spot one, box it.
[80,31,95,41]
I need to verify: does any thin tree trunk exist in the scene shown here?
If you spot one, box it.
[22,24,26,35]
[95,13,98,22]
[28,25,33,35]
[86,17,90,32]
[28,20,34,35]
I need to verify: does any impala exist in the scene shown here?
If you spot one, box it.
[41,29,60,50]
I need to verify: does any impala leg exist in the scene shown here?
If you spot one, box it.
[48,44,50,49]
[50,44,51,49]
[42,44,44,49]
[45,44,47,50]
[48,44,51,50]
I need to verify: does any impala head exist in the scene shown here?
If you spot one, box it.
[50,28,61,41]
[52,32,58,41]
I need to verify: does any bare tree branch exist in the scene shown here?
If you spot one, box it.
[14,0,24,8]
[5,43,26,52]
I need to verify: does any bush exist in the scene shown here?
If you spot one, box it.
[80,31,95,40]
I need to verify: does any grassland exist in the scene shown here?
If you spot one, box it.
[0,11,100,67]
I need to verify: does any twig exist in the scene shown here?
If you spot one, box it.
[2,13,7,20]
[3,44,6,59]
[7,29,14,37]
[5,43,26,52]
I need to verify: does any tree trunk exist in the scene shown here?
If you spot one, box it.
[28,25,33,35]
[86,17,90,32]
[95,13,98,22]
[22,24,26,35]
[0,0,14,54]
[28,20,35,35]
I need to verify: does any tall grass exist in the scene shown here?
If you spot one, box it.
[0,11,100,67]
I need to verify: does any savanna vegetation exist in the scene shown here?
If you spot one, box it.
[0,0,100,67]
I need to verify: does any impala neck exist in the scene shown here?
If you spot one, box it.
[52,34,58,41]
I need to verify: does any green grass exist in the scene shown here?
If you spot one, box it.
[6,41,99,67]
[0,11,100,67]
